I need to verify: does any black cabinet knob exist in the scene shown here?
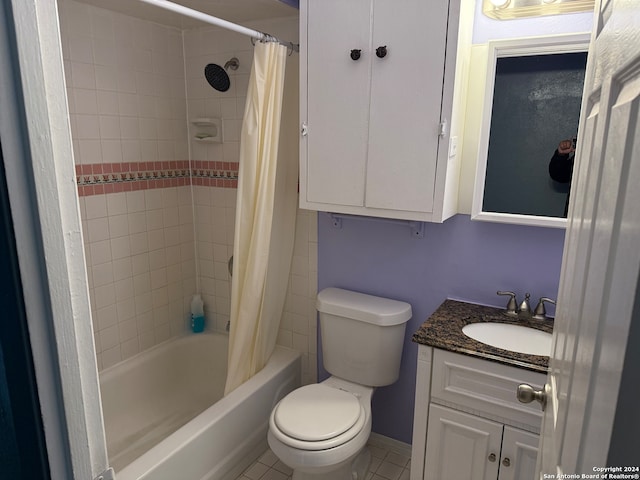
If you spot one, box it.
[350,49,361,61]
[376,45,387,58]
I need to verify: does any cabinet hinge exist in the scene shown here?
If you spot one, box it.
[438,119,448,137]
[301,122,308,137]
[94,467,115,480]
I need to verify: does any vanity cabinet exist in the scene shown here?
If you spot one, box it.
[299,0,462,222]
[425,405,539,480]
[411,346,546,480]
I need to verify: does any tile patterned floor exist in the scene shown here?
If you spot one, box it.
[234,440,411,480]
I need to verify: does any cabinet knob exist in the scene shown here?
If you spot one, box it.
[376,45,388,58]
[488,453,496,462]
[502,457,511,467]
[350,49,361,61]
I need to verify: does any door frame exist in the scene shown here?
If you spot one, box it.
[537,0,640,472]
[0,1,109,478]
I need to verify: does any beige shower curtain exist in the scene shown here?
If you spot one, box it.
[224,41,297,395]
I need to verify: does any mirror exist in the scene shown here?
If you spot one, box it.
[472,34,590,228]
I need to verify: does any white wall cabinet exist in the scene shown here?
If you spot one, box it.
[411,346,546,480]
[299,0,462,222]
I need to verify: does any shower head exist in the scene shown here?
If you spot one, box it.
[204,57,240,92]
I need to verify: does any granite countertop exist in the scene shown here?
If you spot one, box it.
[412,299,553,373]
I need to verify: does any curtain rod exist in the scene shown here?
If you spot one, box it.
[136,0,299,52]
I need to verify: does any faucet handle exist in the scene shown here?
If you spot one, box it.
[497,291,518,316]
[533,297,556,320]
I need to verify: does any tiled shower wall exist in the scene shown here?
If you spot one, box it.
[60,1,317,383]
[59,0,195,370]
[185,18,318,384]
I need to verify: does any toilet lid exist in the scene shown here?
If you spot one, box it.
[273,384,362,442]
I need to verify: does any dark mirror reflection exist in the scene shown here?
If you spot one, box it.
[482,52,588,218]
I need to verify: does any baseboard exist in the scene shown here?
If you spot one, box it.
[368,432,412,458]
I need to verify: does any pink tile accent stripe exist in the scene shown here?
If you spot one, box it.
[76,161,239,196]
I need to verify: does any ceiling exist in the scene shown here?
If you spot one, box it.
[74,0,299,29]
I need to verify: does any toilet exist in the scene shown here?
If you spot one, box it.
[268,287,412,480]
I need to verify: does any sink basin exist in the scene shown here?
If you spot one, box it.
[461,322,552,356]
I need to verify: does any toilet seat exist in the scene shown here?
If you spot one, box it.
[269,384,367,451]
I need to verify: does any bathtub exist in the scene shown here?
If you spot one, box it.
[99,333,301,480]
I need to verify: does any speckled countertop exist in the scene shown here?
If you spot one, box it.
[412,299,552,373]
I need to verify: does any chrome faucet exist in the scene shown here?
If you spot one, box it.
[497,291,518,316]
[497,291,537,318]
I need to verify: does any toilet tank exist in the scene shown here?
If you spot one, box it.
[316,288,412,387]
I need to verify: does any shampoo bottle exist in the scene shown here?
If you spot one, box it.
[191,294,205,333]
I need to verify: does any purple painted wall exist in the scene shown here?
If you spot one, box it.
[317,213,565,444]
[276,0,299,9]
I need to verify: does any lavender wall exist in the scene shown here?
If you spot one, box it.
[317,213,564,444]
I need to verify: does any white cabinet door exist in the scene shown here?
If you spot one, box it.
[365,0,449,212]
[425,404,503,480]
[305,0,371,207]
[499,427,538,480]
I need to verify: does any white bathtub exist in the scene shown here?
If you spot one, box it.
[99,333,301,480]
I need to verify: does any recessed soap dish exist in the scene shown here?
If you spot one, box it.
[191,117,223,143]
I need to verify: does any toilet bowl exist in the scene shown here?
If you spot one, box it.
[267,288,412,480]
[267,377,373,480]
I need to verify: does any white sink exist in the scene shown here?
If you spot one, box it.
[462,322,552,356]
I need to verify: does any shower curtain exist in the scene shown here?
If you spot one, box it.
[224,41,297,395]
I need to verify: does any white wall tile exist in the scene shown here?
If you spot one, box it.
[99,115,121,139]
[69,36,94,63]
[96,304,117,330]
[104,212,126,239]
[110,236,130,260]
[100,139,122,163]
[120,117,140,139]
[121,139,142,162]
[130,232,149,256]
[63,4,308,374]
[126,191,146,212]
[78,139,103,164]
[118,93,139,116]
[94,284,116,310]
[89,240,112,265]
[117,297,136,322]
[92,262,114,287]
[93,38,117,67]
[114,277,134,301]
[88,217,110,242]
[131,253,149,276]
[112,257,132,281]
[71,62,97,89]
[74,89,99,114]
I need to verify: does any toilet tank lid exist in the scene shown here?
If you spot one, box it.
[316,288,412,326]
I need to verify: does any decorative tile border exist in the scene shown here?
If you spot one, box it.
[76,160,239,196]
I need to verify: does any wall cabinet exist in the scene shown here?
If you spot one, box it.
[299,0,462,222]
[411,346,546,480]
